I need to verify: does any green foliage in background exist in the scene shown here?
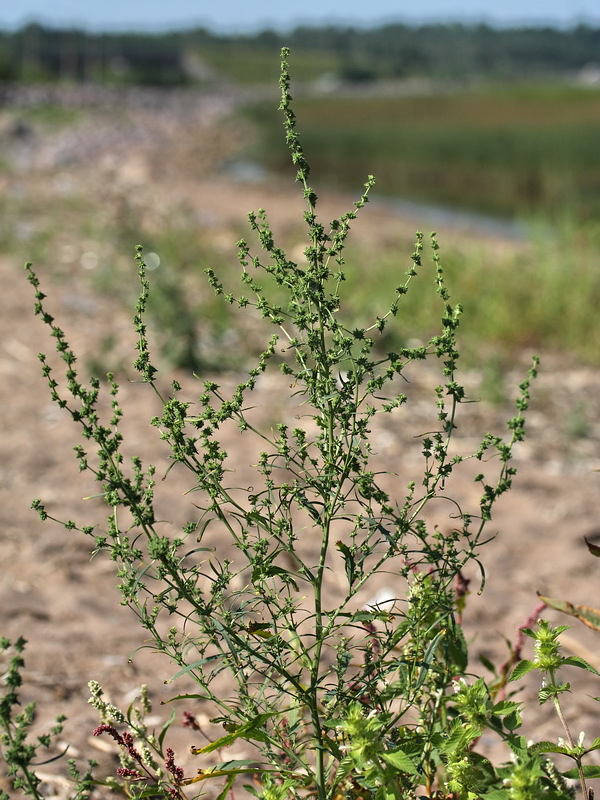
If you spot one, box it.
[245,86,600,222]
[3,22,600,85]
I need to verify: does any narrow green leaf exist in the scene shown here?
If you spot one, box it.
[585,536,600,557]
[479,653,497,674]
[190,713,277,754]
[416,629,445,689]
[215,775,236,800]
[263,565,299,591]
[166,655,224,683]
[448,624,468,671]
[182,763,307,786]
[161,693,210,704]
[212,759,265,770]
[136,788,169,798]
[193,517,215,542]
[338,610,395,623]
[158,708,176,749]
[182,767,268,785]
[29,744,70,766]
[335,540,356,586]
[183,546,215,558]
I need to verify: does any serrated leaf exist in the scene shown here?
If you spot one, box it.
[492,700,521,715]
[381,748,419,774]
[538,682,571,705]
[587,736,600,751]
[519,626,537,638]
[502,708,522,731]
[376,785,399,800]
[562,655,600,676]
[508,659,536,682]
[561,764,600,779]
[505,733,528,756]
[528,741,571,756]
[333,754,355,786]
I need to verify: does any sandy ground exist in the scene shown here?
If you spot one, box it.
[1,87,600,798]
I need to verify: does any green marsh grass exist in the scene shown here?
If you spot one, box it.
[244,84,600,221]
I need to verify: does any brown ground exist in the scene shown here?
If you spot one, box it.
[1,86,600,798]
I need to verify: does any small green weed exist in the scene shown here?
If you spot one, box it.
[3,48,599,800]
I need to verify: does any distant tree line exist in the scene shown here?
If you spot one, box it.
[284,23,600,81]
[0,21,599,85]
[0,26,192,85]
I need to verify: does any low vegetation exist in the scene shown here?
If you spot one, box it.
[245,86,600,221]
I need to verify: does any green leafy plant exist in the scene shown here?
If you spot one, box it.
[5,47,592,800]
[508,619,600,800]
[0,638,96,800]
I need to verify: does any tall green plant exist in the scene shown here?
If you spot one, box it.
[4,48,579,800]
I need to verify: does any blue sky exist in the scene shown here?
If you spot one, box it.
[3,0,600,31]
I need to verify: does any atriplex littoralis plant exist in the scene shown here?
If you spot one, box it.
[7,47,574,799]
